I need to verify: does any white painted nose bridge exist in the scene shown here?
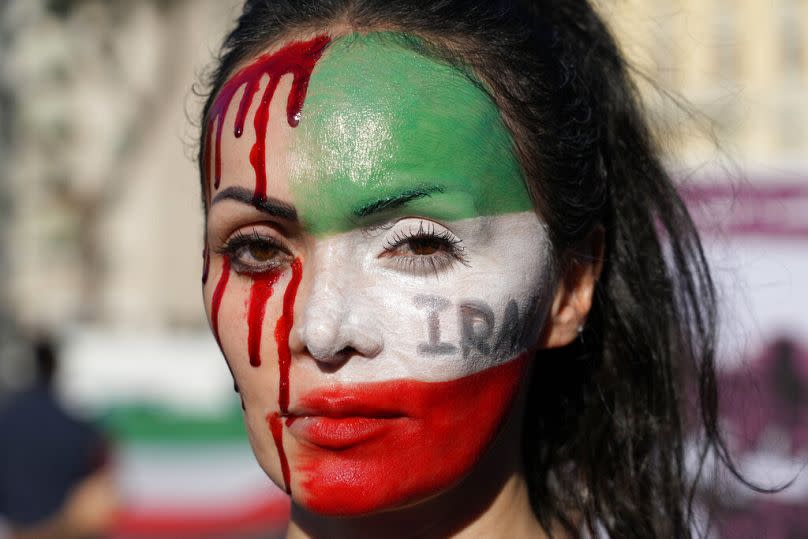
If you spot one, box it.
[294,236,383,364]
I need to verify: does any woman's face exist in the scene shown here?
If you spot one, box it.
[203,32,556,516]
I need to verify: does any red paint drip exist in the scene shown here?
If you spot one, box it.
[247,269,283,367]
[275,258,303,414]
[267,258,303,495]
[295,355,529,515]
[249,77,280,201]
[202,125,213,204]
[210,257,231,348]
[201,245,210,285]
[203,35,331,193]
[269,413,292,494]
[207,255,238,405]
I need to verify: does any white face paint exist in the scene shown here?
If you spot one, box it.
[202,33,559,517]
[292,212,554,383]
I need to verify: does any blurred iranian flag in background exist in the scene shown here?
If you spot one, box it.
[58,331,289,539]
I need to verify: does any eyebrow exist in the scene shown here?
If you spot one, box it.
[212,187,298,221]
[353,185,446,218]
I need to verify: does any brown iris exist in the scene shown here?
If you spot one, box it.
[249,243,277,261]
[408,237,442,255]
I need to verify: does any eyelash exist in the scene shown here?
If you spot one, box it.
[382,220,469,275]
[217,229,291,274]
[215,221,467,276]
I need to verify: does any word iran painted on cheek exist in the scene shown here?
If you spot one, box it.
[414,294,542,360]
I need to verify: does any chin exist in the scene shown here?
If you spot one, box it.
[293,456,462,517]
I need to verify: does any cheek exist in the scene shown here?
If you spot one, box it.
[204,259,304,496]
[295,353,528,515]
[208,257,233,350]
[204,260,293,379]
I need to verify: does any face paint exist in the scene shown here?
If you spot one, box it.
[204,35,331,197]
[287,33,533,235]
[204,36,330,496]
[265,257,303,494]
[290,353,528,515]
[268,412,292,494]
[204,32,555,517]
[275,258,304,413]
[247,269,282,367]
[209,256,231,349]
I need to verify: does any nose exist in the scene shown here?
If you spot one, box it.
[290,242,383,366]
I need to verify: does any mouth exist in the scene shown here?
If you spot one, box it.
[283,391,409,450]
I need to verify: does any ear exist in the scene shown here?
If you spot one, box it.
[540,226,605,349]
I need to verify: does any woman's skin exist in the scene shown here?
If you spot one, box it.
[203,29,600,539]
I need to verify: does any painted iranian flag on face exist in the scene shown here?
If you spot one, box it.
[203,33,556,517]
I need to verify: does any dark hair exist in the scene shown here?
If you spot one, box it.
[197,1,741,536]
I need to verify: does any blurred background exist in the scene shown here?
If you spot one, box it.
[0,0,805,537]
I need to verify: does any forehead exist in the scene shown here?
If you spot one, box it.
[214,32,532,235]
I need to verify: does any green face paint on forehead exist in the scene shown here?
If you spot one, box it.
[287,32,533,236]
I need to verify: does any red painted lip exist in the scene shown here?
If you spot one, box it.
[284,394,408,450]
[286,415,407,450]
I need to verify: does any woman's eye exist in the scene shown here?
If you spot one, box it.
[218,231,291,274]
[382,221,468,275]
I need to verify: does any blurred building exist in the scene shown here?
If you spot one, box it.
[600,0,808,170]
[0,0,240,331]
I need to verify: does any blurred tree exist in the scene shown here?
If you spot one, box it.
[3,0,236,328]
[0,0,28,399]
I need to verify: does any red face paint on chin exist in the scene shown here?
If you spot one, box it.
[286,354,528,516]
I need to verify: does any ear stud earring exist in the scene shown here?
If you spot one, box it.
[576,324,585,346]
